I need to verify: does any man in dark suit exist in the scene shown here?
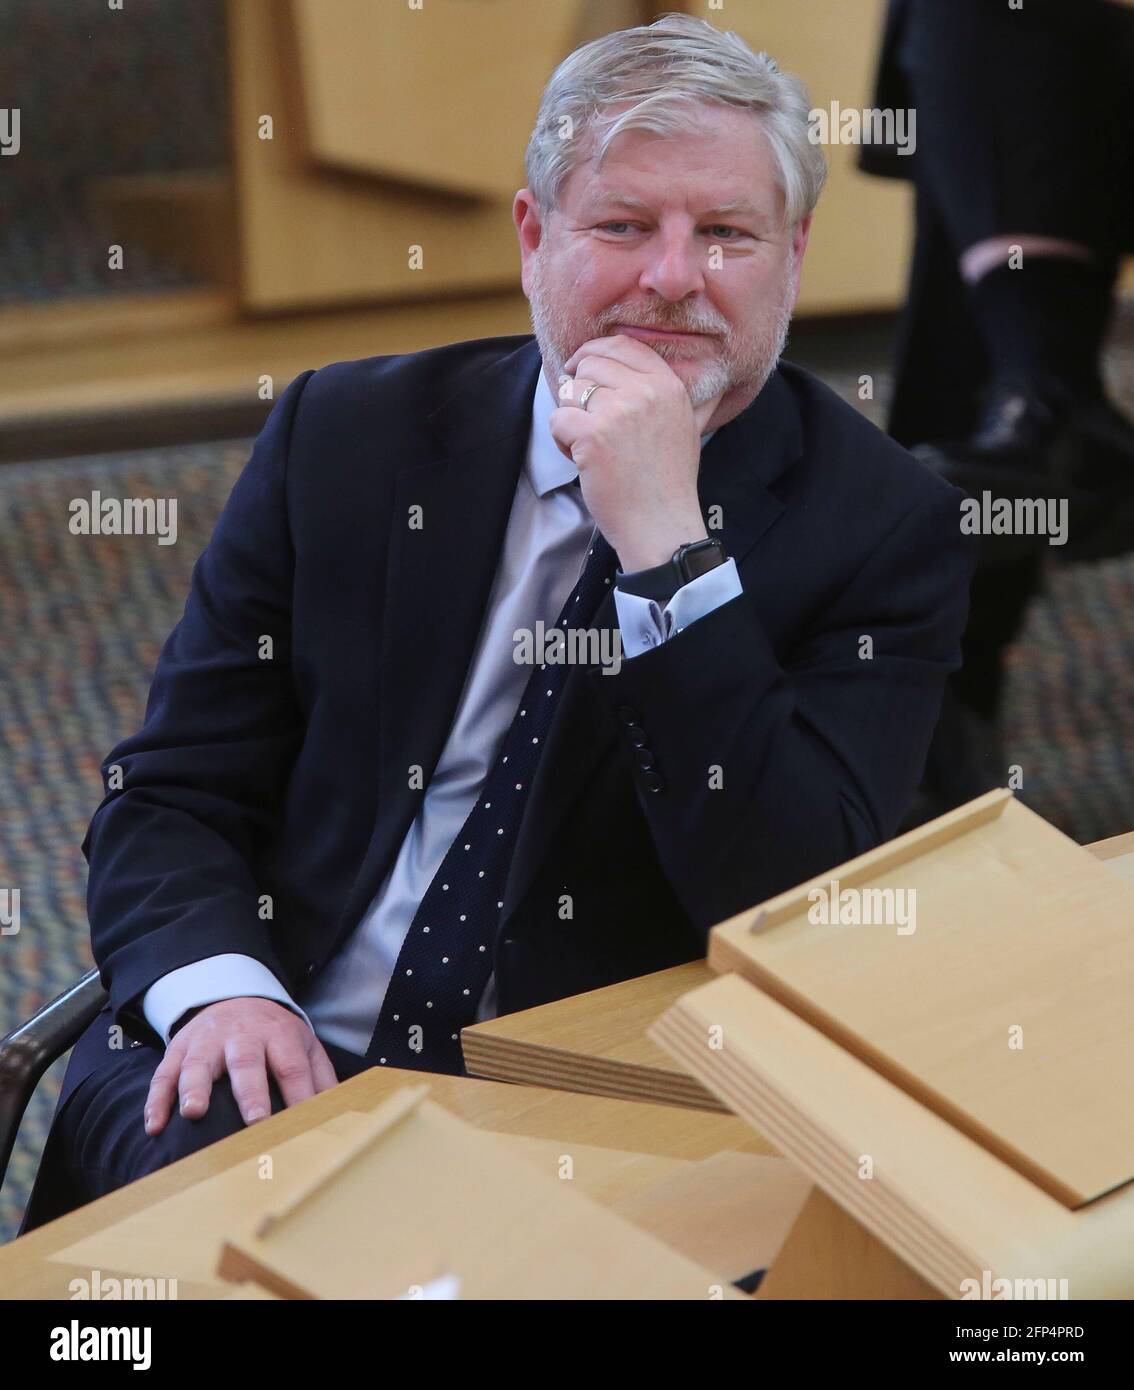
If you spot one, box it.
[23,13,973,1230]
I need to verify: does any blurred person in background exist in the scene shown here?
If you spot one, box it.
[863,0,1134,817]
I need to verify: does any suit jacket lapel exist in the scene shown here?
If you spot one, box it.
[336,338,542,937]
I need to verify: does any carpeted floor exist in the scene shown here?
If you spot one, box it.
[0,440,249,1238]
[1,346,1133,1240]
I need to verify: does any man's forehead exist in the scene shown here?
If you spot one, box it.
[564,113,781,219]
[583,189,767,218]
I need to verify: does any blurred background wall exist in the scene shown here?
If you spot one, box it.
[0,0,916,458]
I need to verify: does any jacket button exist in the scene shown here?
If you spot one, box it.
[302,960,317,979]
[635,748,656,771]
[624,723,648,748]
[617,704,640,725]
[642,770,665,793]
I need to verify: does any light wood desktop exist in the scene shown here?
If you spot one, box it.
[0,1065,781,1299]
[2,829,1128,1298]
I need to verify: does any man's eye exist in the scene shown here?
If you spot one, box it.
[598,222,635,234]
[707,226,743,239]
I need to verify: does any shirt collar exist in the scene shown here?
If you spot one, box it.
[527,368,579,497]
[526,365,718,499]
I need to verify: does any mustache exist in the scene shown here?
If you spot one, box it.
[598,312,727,336]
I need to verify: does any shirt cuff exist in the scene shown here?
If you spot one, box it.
[614,557,743,658]
[142,954,315,1044]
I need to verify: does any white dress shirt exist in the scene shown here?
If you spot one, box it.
[142,366,743,1052]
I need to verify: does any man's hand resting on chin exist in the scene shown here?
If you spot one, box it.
[550,333,724,572]
[143,996,337,1136]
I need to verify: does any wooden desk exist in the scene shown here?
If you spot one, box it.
[463,834,1134,1105]
[1088,828,1134,862]
[4,834,1127,1298]
[0,1067,775,1299]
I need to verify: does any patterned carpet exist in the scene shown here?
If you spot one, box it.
[1,364,1133,1240]
[0,441,248,1239]
[1003,553,1134,841]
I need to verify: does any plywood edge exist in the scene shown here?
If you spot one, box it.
[216,1238,314,1300]
[647,980,983,1297]
[460,1053,728,1112]
[461,1035,702,1087]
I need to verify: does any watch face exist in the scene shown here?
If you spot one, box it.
[680,539,725,580]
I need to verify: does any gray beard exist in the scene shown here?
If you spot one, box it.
[527,252,795,409]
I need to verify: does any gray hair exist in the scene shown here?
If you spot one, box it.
[524,12,827,229]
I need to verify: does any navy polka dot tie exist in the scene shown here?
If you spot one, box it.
[364,526,617,1073]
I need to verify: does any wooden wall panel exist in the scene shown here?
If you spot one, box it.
[228,0,512,310]
[228,0,646,312]
[290,0,586,198]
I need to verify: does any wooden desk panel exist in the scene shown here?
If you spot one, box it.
[708,796,1134,1207]
[652,970,1134,1299]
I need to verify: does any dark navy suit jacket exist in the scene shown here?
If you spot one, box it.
[59,333,973,1108]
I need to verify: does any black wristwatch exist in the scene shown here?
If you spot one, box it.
[616,537,728,602]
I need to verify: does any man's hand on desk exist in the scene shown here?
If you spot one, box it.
[143,997,338,1136]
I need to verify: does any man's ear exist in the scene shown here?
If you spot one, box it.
[789,214,813,303]
[513,189,544,296]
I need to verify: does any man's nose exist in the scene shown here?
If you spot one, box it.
[638,232,707,302]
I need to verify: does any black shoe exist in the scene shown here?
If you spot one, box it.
[912,380,1134,565]
[912,379,1065,485]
